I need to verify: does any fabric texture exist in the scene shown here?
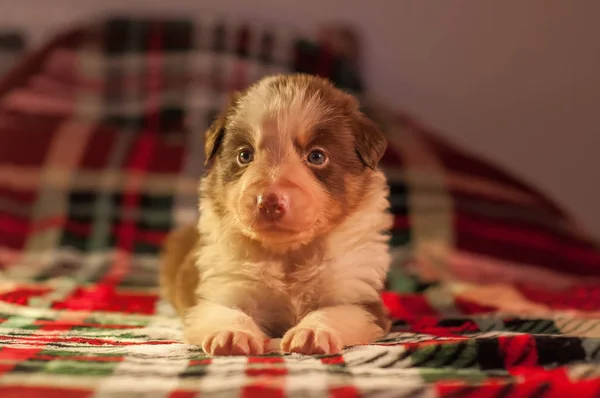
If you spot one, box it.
[0,17,598,397]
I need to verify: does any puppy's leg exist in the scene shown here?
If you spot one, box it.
[184,301,267,356]
[281,303,388,355]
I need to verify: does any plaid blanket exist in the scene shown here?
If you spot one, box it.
[0,17,599,397]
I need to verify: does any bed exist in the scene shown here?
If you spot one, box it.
[0,16,599,397]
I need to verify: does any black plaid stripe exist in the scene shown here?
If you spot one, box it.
[103,20,187,131]
[60,189,173,257]
[60,191,120,252]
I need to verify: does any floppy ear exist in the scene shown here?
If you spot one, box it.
[354,114,387,169]
[204,115,226,165]
[204,92,240,166]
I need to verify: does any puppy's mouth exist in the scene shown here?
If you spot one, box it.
[249,218,306,237]
[240,215,315,245]
[252,222,298,234]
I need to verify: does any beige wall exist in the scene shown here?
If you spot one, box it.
[3,0,600,238]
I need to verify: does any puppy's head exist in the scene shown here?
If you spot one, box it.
[201,74,387,251]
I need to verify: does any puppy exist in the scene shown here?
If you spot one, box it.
[160,74,392,356]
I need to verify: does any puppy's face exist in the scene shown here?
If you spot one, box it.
[202,74,387,250]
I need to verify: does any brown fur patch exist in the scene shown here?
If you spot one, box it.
[354,115,387,170]
[359,300,392,334]
[204,92,241,165]
[159,225,200,316]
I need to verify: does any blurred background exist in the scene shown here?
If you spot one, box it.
[2,0,599,238]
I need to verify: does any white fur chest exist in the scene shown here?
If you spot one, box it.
[243,258,327,333]
[195,244,329,335]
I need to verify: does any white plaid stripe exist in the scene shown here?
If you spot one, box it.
[284,355,330,397]
[92,337,191,397]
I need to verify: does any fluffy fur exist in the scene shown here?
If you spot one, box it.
[160,74,393,356]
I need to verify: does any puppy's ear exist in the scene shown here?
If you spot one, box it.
[204,117,225,165]
[354,114,387,170]
[204,92,240,166]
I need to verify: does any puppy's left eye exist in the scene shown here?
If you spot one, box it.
[306,149,327,166]
[237,149,254,165]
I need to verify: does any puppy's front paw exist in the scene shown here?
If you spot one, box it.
[281,327,343,355]
[201,330,265,356]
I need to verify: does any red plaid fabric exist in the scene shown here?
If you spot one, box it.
[0,16,598,397]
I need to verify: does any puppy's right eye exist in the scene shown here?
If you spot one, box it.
[237,149,254,165]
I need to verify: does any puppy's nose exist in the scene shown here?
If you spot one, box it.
[257,192,287,221]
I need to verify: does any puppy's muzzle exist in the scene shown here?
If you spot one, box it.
[257,192,288,221]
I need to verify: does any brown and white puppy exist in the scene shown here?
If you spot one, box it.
[160,74,392,356]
